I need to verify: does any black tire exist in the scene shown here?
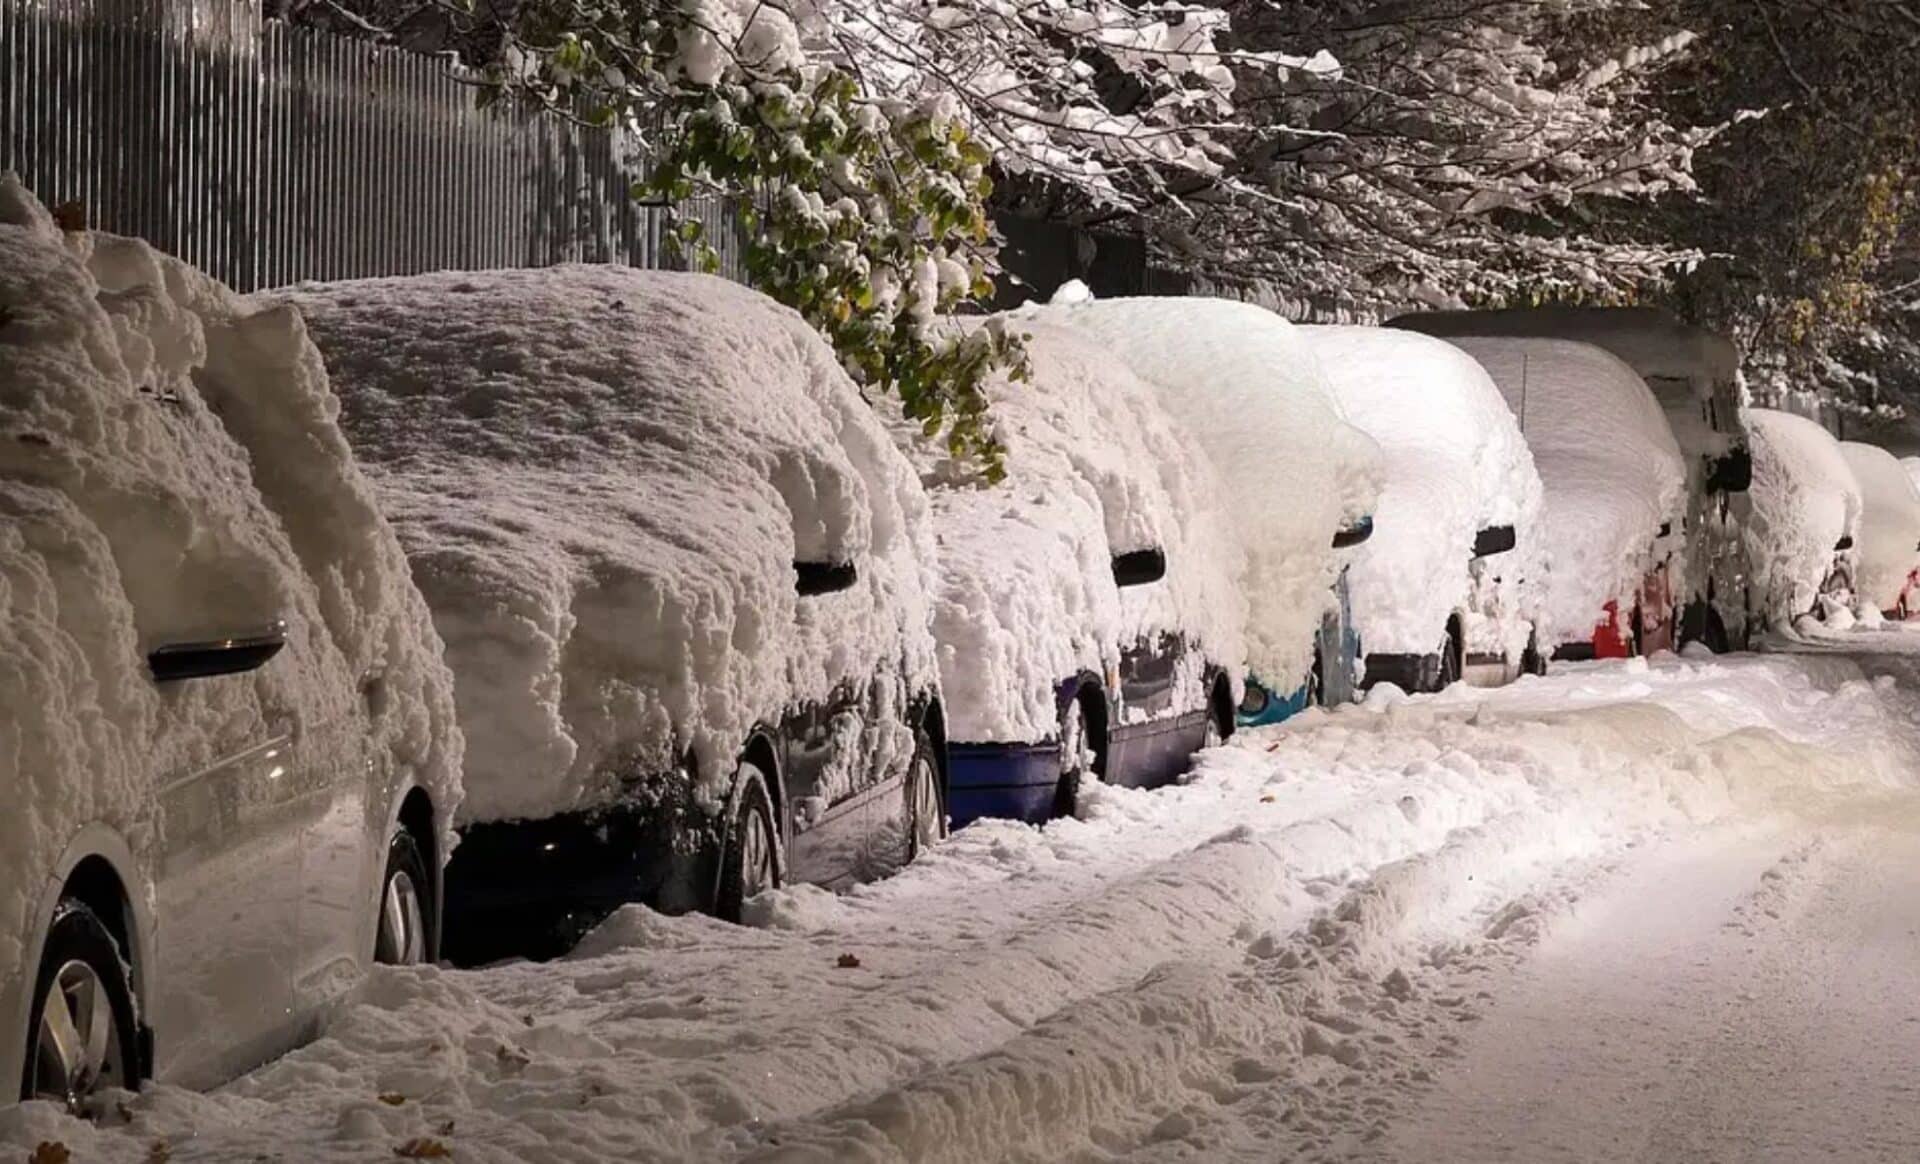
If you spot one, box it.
[1521,631,1546,677]
[1053,692,1099,820]
[1309,645,1327,706]
[906,726,947,859]
[1437,627,1463,690]
[1205,679,1234,746]
[375,830,433,966]
[22,903,140,1110]
[716,763,779,922]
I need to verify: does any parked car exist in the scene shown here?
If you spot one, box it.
[1836,442,1920,620]
[1744,409,1862,628]
[1438,337,1688,661]
[1298,326,1547,691]
[1389,308,1751,651]
[905,316,1248,827]
[1024,294,1383,727]
[1,181,461,1109]
[288,266,947,965]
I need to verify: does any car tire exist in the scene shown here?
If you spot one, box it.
[716,763,779,923]
[906,726,947,859]
[375,830,433,966]
[1053,695,1093,820]
[22,902,140,1110]
[1521,631,1546,677]
[1437,631,1463,690]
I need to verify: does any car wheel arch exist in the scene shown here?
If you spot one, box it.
[1065,671,1111,773]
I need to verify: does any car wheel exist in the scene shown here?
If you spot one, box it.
[907,728,947,859]
[23,903,140,1111]
[1522,630,1546,677]
[1438,631,1463,689]
[1053,696,1092,819]
[717,763,779,922]
[375,831,432,966]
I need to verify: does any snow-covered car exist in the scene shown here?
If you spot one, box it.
[904,316,1247,828]
[1390,308,1752,651]
[1744,409,1862,628]
[287,266,946,965]
[1836,442,1920,620]
[1,181,461,1108]
[1439,337,1688,660]
[1298,326,1547,691]
[1021,295,1382,728]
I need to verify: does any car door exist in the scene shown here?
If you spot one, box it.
[779,683,870,890]
[1110,632,1183,786]
[292,685,376,1010]
[150,667,308,1088]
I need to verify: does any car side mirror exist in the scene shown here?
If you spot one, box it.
[1332,516,1374,549]
[1472,525,1517,559]
[795,560,858,597]
[148,621,288,683]
[1706,446,1752,495]
[1835,535,1855,552]
[1112,548,1167,588]
[1657,521,1673,538]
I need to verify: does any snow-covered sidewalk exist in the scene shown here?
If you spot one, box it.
[8,651,1920,1162]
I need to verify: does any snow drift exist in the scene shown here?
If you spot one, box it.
[283,267,938,824]
[1744,409,1862,626]
[1297,326,1545,662]
[1016,296,1382,690]
[1440,337,1686,648]
[898,316,1247,743]
[0,176,462,976]
[1837,441,1920,615]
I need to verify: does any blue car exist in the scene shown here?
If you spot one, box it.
[1238,519,1371,727]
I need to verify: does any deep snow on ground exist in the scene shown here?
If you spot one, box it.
[10,650,1920,1161]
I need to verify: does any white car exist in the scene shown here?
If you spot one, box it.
[1,181,461,1108]
[1745,409,1862,627]
[288,266,945,965]
[1838,442,1920,620]
[1299,326,1547,691]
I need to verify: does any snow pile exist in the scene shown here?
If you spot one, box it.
[1744,409,1862,626]
[1838,441,1920,614]
[900,317,1246,743]
[16,653,1920,1162]
[0,177,462,976]
[1441,337,1687,647]
[284,267,937,823]
[1298,326,1545,660]
[1017,296,1382,690]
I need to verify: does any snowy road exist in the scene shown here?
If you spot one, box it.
[10,640,1920,1162]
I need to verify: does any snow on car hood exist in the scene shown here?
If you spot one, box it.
[1299,326,1546,659]
[285,267,937,823]
[1745,409,1862,626]
[0,177,463,972]
[1837,442,1920,614]
[1440,337,1687,648]
[897,317,1247,744]
[1017,297,1382,690]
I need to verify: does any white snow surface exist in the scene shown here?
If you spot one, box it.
[1744,409,1863,626]
[0,178,463,975]
[1440,337,1687,648]
[1017,297,1383,689]
[900,317,1247,743]
[1840,442,1920,614]
[1298,326,1546,660]
[14,647,1920,1161]
[284,267,939,824]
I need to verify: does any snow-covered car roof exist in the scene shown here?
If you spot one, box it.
[1298,325,1545,657]
[1837,442,1920,613]
[1439,337,1687,648]
[0,178,463,960]
[1015,296,1381,689]
[1745,409,1862,625]
[285,266,937,823]
[900,316,1246,743]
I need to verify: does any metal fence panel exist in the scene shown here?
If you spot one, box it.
[0,0,743,291]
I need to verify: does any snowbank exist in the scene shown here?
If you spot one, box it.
[1837,442,1920,614]
[1297,326,1545,660]
[1745,409,1862,625]
[0,178,462,977]
[283,267,938,823]
[1441,337,1687,647]
[899,317,1246,743]
[1016,297,1382,690]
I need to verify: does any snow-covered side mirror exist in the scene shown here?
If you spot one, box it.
[795,560,858,597]
[148,621,288,683]
[1332,516,1375,549]
[1658,521,1674,538]
[1706,446,1753,495]
[1112,548,1168,588]
[1472,525,1517,559]
[1835,535,1855,552]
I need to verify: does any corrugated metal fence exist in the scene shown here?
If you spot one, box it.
[1,0,745,291]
